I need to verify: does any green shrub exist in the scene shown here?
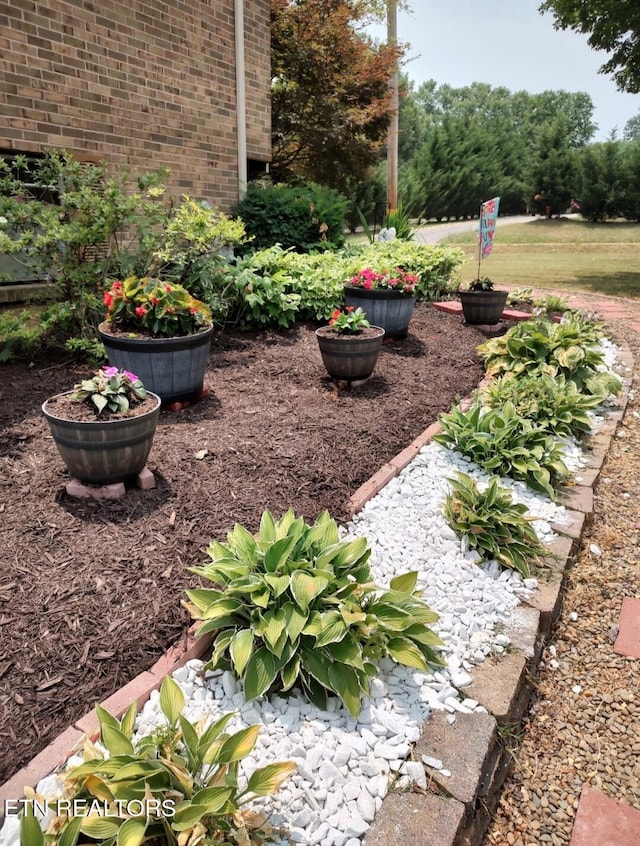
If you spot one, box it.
[476,316,619,394]
[235,182,348,252]
[479,373,602,439]
[185,510,443,717]
[357,241,465,300]
[20,675,294,846]
[444,473,548,577]
[434,402,570,500]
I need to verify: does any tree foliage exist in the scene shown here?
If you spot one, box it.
[540,0,640,93]
[270,0,403,191]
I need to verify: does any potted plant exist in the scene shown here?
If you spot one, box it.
[42,367,161,485]
[99,276,214,403]
[315,306,385,384]
[343,267,418,339]
[459,277,508,325]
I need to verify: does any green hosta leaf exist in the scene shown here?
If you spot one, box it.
[327,663,362,717]
[179,714,199,766]
[291,571,330,611]
[280,656,301,691]
[159,675,185,727]
[386,636,429,671]
[259,509,277,542]
[228,523,257,564]
[96,703,120,738]
[247,761,297,796]
[198,712,236,760]
[119,701,138,739]
[20,813,45,846]
[264,534,297,573]
[325,635,365,670]
[301,647,332,688]
[230,629,254,676]
[218,725,260,762]
[101,725,135,757]
[264,574,290,597]
[84,774,116,803]
[315,611,348,647]
[282,601,308,643]
[79,816,122,838]
[263,608,287,651]
[58,817,83,846]
[389,571,418,594]
[244,647,279,699]
[116,816,147,846]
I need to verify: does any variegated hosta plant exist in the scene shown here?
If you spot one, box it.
[185,510,444,717]
[20,676,295,846]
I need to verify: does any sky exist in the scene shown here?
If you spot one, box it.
[367,0,640,141]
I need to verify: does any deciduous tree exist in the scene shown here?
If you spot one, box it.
[540,1,640,93]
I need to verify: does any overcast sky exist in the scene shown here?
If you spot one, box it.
[367,0,640,140]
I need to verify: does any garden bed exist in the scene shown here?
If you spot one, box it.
[0,303,486,784]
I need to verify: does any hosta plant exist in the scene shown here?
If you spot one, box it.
[479,373,602,439]
[476,316,615,394]
[444,472,548,577]
[433,402,570,500]
[185,510,444,717]
[20,676,295,846]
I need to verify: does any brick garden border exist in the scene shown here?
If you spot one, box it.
[0,339,633,846]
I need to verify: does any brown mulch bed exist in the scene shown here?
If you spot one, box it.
[0,304,486,785]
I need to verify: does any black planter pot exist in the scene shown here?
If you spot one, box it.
[42,392,161,485]
[316,326,385,384]
[343,286,416,339]
[459,290,509,325]
[99,322,213,403]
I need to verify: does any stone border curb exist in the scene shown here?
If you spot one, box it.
[0,333,633,846]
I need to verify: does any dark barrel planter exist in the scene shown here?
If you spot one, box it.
[316,326,385,384]
[98,322,214,403]
[343,286,416,339]
[459,290,509,325]
[42,392,161,485]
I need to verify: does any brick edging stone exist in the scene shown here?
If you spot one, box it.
[0,338,633,846]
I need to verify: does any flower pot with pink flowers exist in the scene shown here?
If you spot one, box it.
[98,276,214,403]
[343,267,418,339]
[42,367,160,484]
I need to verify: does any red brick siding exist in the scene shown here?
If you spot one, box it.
[0,0,271,208]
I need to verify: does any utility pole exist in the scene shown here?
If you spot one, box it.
[386,0,399,213]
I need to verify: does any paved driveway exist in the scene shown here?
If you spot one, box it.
[413,214,534,244]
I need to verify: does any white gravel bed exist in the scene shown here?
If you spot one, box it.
[3,338,623,846]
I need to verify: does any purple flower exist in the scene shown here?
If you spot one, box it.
[122,370,139,383]
[102,366,119,377]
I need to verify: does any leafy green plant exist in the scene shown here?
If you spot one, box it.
[433,402,571,500]
[479,373,602,438]
[383,205,414,241]
[327,306,370,333]
[356,241,465,300]
[476,315,619,394]
[229,264,302,329]
[185,510,444,717]
[444,472,548,577]
[20,676,295,846]
[103,277,212,337]
[507,287,535,306]
[468,277,494,292]
[71,366,148,416]
[234,182,347,252]
[534,293,570,315]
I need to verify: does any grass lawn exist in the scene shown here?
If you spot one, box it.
[443,217,640,299]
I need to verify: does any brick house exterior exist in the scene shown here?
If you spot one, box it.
[0,0,271,209]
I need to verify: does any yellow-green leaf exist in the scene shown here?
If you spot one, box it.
[218,724,260,762]
[116,816,147,846]
[119,701,138,739]
[389,571,418,594]
[20,814,44,846]
[244,647,279,699]
[290,571,329,611]
[101,725,134,756]
[386,637,429,671]
[79,816,121,838]
[327,663,362,717]
[58,817,83,846]
[247,761,297,796]
[159,675,185,726]
[230,629,254,676]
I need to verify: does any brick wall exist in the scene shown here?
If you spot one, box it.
[0,0,271,209]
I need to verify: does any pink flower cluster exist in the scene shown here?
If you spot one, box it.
[348,267,419,295]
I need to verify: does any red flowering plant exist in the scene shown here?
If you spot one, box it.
[327,306,370,334]
[347,267,419,294]
[102,276,212,337]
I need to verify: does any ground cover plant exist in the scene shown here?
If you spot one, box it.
[0,304,486,786]
[20,676,295,846]
[186,510,443,717]
[443,473,548,577]
[442,217,640,298]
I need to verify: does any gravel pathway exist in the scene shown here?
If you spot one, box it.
[483,289,640,846]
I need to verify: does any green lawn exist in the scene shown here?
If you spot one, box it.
[443,218,640,298]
